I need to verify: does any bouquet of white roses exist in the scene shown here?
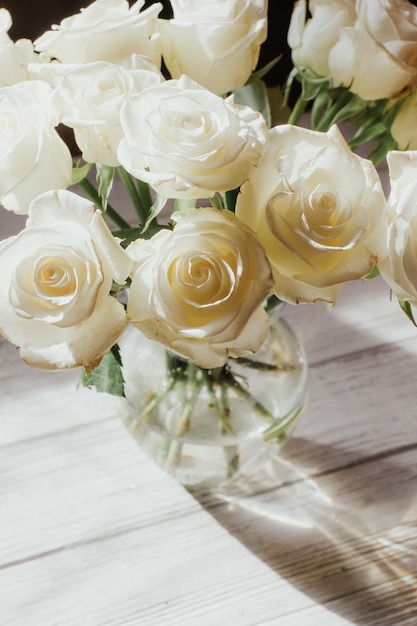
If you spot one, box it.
[2,0,417,484]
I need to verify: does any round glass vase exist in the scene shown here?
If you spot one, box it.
[118,304,308,492]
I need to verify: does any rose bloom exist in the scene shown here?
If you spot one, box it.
[328,0,417,99]
[378,150,417,305]
[126,207,273,369]
[0,190,132,371]
[235,124,387,306]
[52,56,163,166]
[118,75,268,199]
[288,0,356,78]
[34,0,162,67]
[158,0,267,95]
[0,80,73,215]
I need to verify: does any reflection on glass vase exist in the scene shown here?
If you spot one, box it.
[118,303,308,492]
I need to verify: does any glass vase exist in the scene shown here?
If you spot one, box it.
[118,304,308,492]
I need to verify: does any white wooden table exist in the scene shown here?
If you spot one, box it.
[1,196,417,625]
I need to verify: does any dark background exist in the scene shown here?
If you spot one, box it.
[2,0,296,87]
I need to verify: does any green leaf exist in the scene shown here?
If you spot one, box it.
[141,194,168,234]
[112,226,143,247]
[224,187,240,213]
[72,161,93,185]
[79,347,125,396]
[232,79,271,127]
[248,55,281,83]
[367,135,398,166]
[96,164,115,210]
[399,300,417,327]
[330,95,368,126]
[349,120,389,148]
[113,222,171,247]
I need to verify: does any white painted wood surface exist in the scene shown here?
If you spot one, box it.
[1,193,417,625]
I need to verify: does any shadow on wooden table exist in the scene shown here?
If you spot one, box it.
[2,293,416,622]
[196,437,417,625]
[193,285,417,625]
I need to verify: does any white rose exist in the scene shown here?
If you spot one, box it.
[378,150,417,304]
[126,207,273,368]
[0,8,39,86]
[235,124,387,306]
[0,81,73,215]
[118,75,268,199]
[328,26,416,100]
[328,0,417,99]
[288,0,356,78]
[53,57,163,166]
[0,190,132,371]
[34,0,162,67]
[159,0,267,95]
[356,0,417,49]
[391,88,417,149]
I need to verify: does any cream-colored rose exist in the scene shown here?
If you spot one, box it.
[356,0,417,50]
[126,207,273,368]
[34,0,162,66]
[391,89,417,149]
[288,0,356,78]
[158,0,267,95]
[0,81,73,215]
[378,150,417,304]
[328,0,417,99]
[52,57,163,166]
[118,75,267,199]
[0,190,132,370]
[328,26,416,100]
[235,124,387,306]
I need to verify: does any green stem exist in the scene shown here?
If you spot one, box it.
[165,366,205,467]
[78,177,130,229]
[201,369,235,437]
[218,378,240,478]
[117,166,148,223]
[134,377,177,428]
[287,95,308,125]
[314,94,363,133]
[223,369,275,423]
[314,100,342,132]
[220,381,231,424]
[210,194,224,211]
[263,403,304,443]
[236,356,295,372]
